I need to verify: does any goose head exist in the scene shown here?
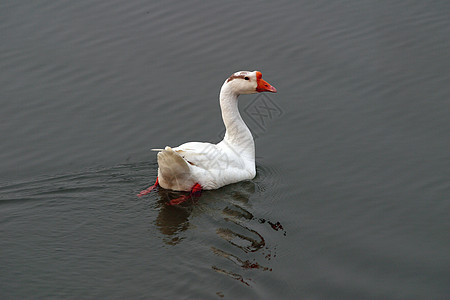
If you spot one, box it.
[225,71,277,95]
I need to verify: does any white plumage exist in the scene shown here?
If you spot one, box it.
[148,70,277,192]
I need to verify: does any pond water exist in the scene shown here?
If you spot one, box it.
[1,0,449,299]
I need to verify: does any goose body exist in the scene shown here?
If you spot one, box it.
[138,71,276,201]
[156,139,254,191]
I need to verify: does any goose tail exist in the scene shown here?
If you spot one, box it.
[157,146,194,191]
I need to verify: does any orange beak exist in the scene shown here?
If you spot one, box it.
[255,71,277,93]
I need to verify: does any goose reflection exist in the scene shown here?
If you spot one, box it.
[153,175,285,286]
[154,189,194,245]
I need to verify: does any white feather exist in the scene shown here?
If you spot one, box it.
[153,70,276,191]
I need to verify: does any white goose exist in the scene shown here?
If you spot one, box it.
[138,71,277,204]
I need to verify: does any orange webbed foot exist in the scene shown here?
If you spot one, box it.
[137,177,159,197]
[166,183,203,206]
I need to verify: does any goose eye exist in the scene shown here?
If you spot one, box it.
[244,77,250,80]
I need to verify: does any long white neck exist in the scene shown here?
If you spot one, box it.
[219,83,255,159]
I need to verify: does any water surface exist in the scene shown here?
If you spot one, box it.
[1,0,449,299]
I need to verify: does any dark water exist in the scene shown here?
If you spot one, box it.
[1,0,449,299]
